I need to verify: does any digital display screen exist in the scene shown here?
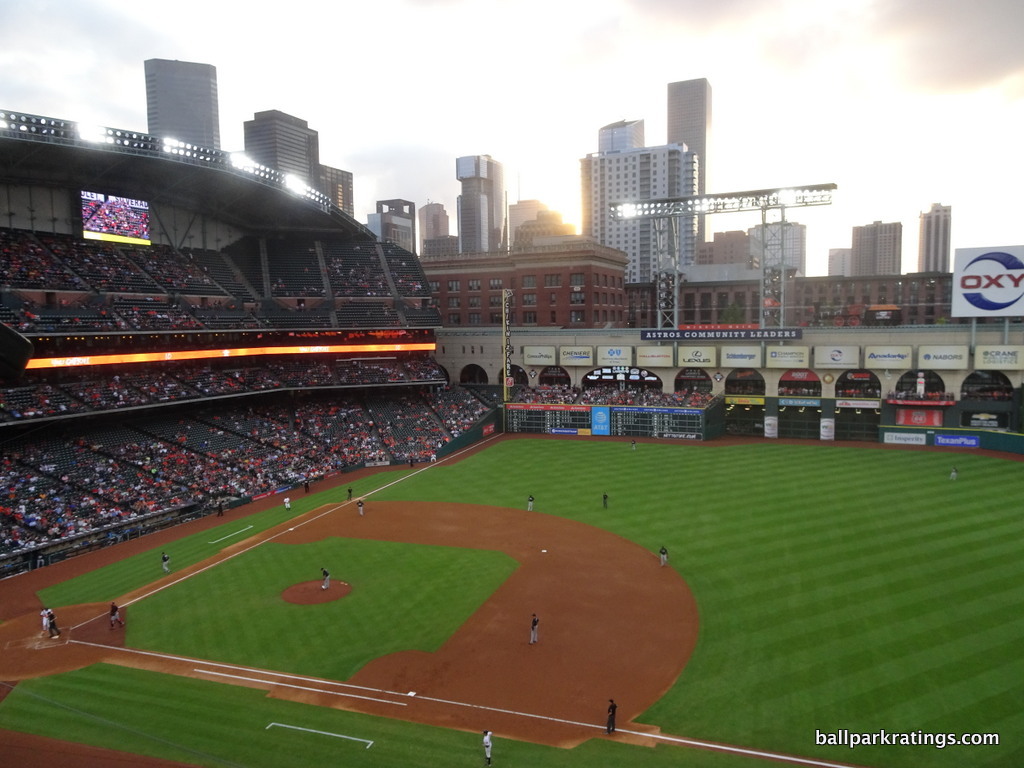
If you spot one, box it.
[80,190,151,245]
[25,342,437,370]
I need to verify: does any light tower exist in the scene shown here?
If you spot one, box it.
[611,183,836,328]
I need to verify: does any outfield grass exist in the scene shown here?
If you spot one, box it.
[5,438,1024,767]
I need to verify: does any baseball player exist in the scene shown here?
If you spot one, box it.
[321,567,330,590]
[529,613,539,644]
[110,601,125,628]
[161,551,170,573]
[527,494,534,511]
[659,545,669,567]
[482,730,493,765]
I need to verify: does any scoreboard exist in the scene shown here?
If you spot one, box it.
[609,406,703,439]
[505,404,592,434]
[505,403,704,439]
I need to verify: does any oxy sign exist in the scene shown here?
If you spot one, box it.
[952,245,1024,317]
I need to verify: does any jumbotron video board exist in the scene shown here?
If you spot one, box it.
[80,190,151,246]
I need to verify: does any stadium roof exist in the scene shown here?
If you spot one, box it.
[0,110,375,239]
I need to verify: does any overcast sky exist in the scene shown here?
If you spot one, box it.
[3,0,1022,275]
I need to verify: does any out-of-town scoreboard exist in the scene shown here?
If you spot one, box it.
[504,403,708,439]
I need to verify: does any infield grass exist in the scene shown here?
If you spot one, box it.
[7,437,1024,768]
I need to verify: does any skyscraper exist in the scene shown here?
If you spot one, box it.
[456,155,505,254]
[852,221,902,276]
[419,203,450,251]
[749,221,808,276]
[918,203,951,272]
[368,200,416,253]
[667,78,711,242]
[319,165,355,218]
[144,59,220,149]
[581,140,697,284]
[243,110,320,185]
[508,199,549,247]
[598,120,645,153]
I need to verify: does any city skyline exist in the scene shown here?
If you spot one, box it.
[2,0,1021,276]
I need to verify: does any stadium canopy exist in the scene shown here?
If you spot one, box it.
[0,110,374,239]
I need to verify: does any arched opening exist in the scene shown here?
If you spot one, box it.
[674,368,713,395]
[579,366,664,404]
[538,365,571,387]
[892,370,950,401]
[776,369,821,397]
[459,364,488,385]
[776,369,822,439]
[834,370,883,442]
[724,369,765,436]
[960,370,1014,401]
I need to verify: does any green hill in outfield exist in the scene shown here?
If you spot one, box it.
[9,439,1024,768]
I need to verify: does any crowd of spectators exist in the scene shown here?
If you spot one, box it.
[510,384,579,404]
[0,228,434,329]
[0,357,446,423]
[576,385,714,408]
[0,385,491,555]
[886,390,956,401]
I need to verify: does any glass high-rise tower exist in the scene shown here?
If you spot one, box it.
[456,155,505,254]
[144,59,220,149]
[667,78,711,242]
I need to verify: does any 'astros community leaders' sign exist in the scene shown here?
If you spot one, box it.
[641,329,803,340]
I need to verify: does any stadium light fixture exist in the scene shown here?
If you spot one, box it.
[78,123,111,144]
[283,173,311,196]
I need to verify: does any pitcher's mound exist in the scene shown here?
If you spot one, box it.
[282,580,352,604]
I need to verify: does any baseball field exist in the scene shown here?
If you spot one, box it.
[0,434,1021,767]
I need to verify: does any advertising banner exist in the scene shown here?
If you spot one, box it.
[523,346,557,367]
[820,418,835,441]
[917,345,969,370]
[813,345,860,369]
[974,345,1024,370]
[591,406,610,435]
[896,408,943,427]
[636,346,675,367]
[836,399,881,409]
[960,411,1008,429]
[725,396,765,405]
[722,345,762,367]
[884,431,927,445]
[677,346,716,367]
[559,346,593,366]
[765,346,809,368]
[596,346,631,366]
[952,245,1024,318]
[864,346,912,367]
[936,434,982,447]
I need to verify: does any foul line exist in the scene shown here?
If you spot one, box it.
[393,692,865,768]
[197,669,405,707]
[208,525,253,544]
[266,722,372,749]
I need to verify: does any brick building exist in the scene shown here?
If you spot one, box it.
[420,239,628,328]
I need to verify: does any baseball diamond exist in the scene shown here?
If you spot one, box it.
[0,435,1021,768]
